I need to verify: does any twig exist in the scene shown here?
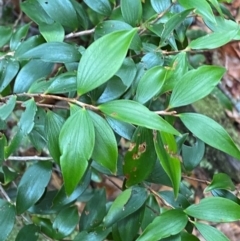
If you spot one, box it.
[65,28,95,39]
[7,156,53,161]
[0,184,12,203]
[103,175,122,190]
[155,110,177,116]
[182,175,211,185]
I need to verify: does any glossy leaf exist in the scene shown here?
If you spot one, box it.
[0,134,6,165]
[179,113,240,160]
[10,23,30,51]
[45,111,65,164]
[189,29,238,50]
[136,209,188,241]
[106,116,135,140]
[53,168,91,209]
[150,0,171,13]
[123,127,157,187]
[103,186,148,227]
[88,110,118,173]
[46,72,77,94]
[20,0,54,25]
[160,9,192,44]
[185,197,240,222]
[38,0,78,30]
[0,58,19,92]
[182,138,205,171]
[84,0,112,16]
[121,0,142,26]
[95,20,142,51]
[136,66,167,104]
[73,227,110,241]
[0,95,16,120]
[99,100,180,135]
[52,206,79,238]
[14,59,53,93]
[79,189,106,230]
[16,161,52,214]
[178,0,216,23]
[77,29,137,95]
[211,189,240,205]
[19,42,81,63]
[169,65,226,108]
[16,224,40,241]
[39,22,65,42]
[205,173,235,192]
[0,201,16,241]
[0,26,12,47]
[194,222,230,241]
[59,109,95,195]
[2,166,18,185]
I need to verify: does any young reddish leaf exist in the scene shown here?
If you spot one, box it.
[59,109,95,195]
[77,29,137,95]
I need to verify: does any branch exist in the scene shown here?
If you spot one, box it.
[7,156,53,161]
[182,175,211,185]
[155,110,177,116]
[65,28,95,39]
[0,184,12,203]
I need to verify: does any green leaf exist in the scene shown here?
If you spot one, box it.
[59,109,95,195]
[205,173,235,192]
[123,127,157,187]
[211,189,240,204]
[106,116,135,140]
[181,232,200,241]
[141,195,159,230]
[150,0,171,13]
[0,201,16,241]
[21,0,54,25]
[14,59,53,93]
[194,222,230,241]
[189,29,238,49]
[121,0,142,26]
[16,224,40,241]
[16,161,52,214]
[10,23,30,51]
[73,227,110,241]
[45,111,65,164]
[0,58,19,92]
[136,209,188,241]
[79,189,106,230]
[178,0,216,23]
[136,66,167,104]
[0,134,6,165]
[53,168,91,209]
[39,22,65,42]
[95,20,142,51]
[99,100,180,135]
[77,29,137,95]
[38,0,79,30]
[46,72,77,94]
[18,42,81,63]
[103,186,148,227]
[182,138,205,171]
[0,95,16,120]
[52,206,79,238]
[169,65,226,108]
[88,110,118,174]
[153,131,181,197]
[2,166,18,185]
[0,26,12,47]
[160,9,192,45]
[84,0,112,16]
[185,197,240,222]
[179,113,240,160]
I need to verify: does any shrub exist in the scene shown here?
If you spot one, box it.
[0,0,239,240]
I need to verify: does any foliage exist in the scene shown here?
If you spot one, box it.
[0,0,239,240]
